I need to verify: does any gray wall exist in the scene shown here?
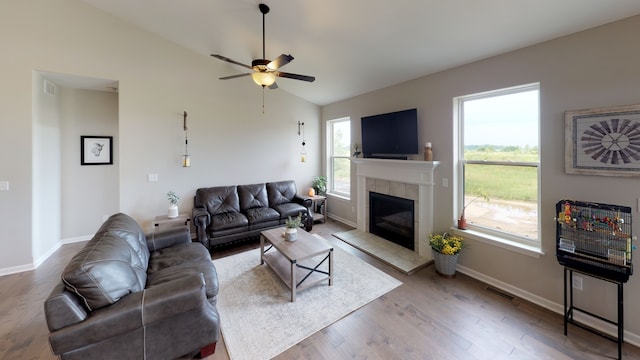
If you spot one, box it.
[323,15,640,341]
[0,0,321,272]
[60,87,119,239]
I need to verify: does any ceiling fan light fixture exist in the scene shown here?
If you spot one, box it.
[252,72,276,86]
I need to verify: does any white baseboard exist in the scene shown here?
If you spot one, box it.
[33,241,62,268]
[327,213,356,228]
[0,235,92,276]
[63,234,92,244]
[457,264,640,348]
[0,263,35,277]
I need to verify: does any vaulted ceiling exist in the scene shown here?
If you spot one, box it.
[79,0,640,106]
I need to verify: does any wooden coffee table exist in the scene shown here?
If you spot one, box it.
[260,227,333,302]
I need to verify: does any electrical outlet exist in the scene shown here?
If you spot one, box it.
[442,178,449,188]
[573,276,583,291]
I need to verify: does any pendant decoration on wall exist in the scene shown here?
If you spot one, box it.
[298,121,306,162]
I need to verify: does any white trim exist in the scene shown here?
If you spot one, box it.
[0,235,92,276]
[63,234,92,244]
[451,227,543,258]
[33,241,63,268]
[457,264,640,348]
[455,83,541,247]
[351,158,439,258]
[326,214,356,228]
[0,263,35,277]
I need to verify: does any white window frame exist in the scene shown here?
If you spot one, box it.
[327,117,351,199]
[453,83,542,256]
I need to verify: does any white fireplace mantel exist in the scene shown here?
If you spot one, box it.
[351,158,440,258]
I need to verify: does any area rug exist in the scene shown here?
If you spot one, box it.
[333,229,431,275]
[213,242,402,360]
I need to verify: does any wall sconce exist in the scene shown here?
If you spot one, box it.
[298,121,306,162]
[182,111,191,167]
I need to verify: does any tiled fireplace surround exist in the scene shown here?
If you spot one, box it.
[351,158,440,259]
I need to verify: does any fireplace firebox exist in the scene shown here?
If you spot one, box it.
[369,192,415,250]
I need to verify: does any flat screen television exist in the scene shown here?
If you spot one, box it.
[361,108,419,159]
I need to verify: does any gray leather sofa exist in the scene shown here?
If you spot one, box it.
[193,180,312,249]
[44,213,220,360]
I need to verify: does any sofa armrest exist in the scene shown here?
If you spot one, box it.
[48,274,208,355]
[192,207,211,247]
[45,283,88,331]
[293,195,314,231]
[146,227,191,252]
[293,194,312,209]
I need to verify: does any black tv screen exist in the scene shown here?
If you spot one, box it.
[361,108,419,158]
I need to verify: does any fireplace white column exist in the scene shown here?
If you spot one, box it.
[351,158,440,258]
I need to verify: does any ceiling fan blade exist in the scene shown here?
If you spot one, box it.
[211,54,252,70]
[268,82,279,90]
[219,73,251,80]
[267,54,294,70]
[276,71,316,82]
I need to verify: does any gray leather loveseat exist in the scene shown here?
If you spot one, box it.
[193,180,312,249]
[44,213,220,360]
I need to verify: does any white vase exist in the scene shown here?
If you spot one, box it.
[285,228,297,241]
[168,204,179,218]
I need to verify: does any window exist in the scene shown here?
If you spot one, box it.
[456,84,540,248]
[327,117,351,198]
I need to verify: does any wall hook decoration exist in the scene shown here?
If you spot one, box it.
[182,111,191,167]
[298,121,306,162]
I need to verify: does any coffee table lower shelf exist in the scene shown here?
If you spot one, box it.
[261,250,333,302]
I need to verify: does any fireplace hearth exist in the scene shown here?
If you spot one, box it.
[369,192,415,250]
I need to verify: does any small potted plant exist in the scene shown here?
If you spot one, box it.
[284,213,302,241]
[458,192,489,230]
[429,232,464,277]
[312,176,327,195]
[166,190,179,218]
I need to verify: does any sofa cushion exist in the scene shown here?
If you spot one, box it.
[212,212,248,231]
[238,183,269,211]
[272,203,308,220]
[147,242,219,299]
[98,213,150,266]
[196,186,240,215]
[266,180,298,206]
[61,213,149,311]
[244,207,280,224]
[62,233,147,311]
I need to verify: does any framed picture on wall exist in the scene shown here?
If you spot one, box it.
[81,136,113,165]
[565,104,640,177]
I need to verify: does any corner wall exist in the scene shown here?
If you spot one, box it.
[0,0,320,272]
[322,15,640,339]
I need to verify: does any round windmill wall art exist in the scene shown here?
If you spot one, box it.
[565,104,640,177]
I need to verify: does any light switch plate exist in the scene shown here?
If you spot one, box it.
[0,181,9,191]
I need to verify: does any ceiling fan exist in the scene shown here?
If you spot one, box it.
[211,3,315,89]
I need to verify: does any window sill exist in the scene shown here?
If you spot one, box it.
[450,227,544,258]
[327,193,350,201]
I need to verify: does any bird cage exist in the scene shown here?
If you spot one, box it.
[555,199,633,282]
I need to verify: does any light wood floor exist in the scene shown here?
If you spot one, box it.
[3,220,640,359]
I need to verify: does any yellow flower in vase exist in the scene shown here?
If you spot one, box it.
[429,233,464,255]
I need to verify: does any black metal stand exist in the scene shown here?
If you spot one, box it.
[564,267,624,359]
